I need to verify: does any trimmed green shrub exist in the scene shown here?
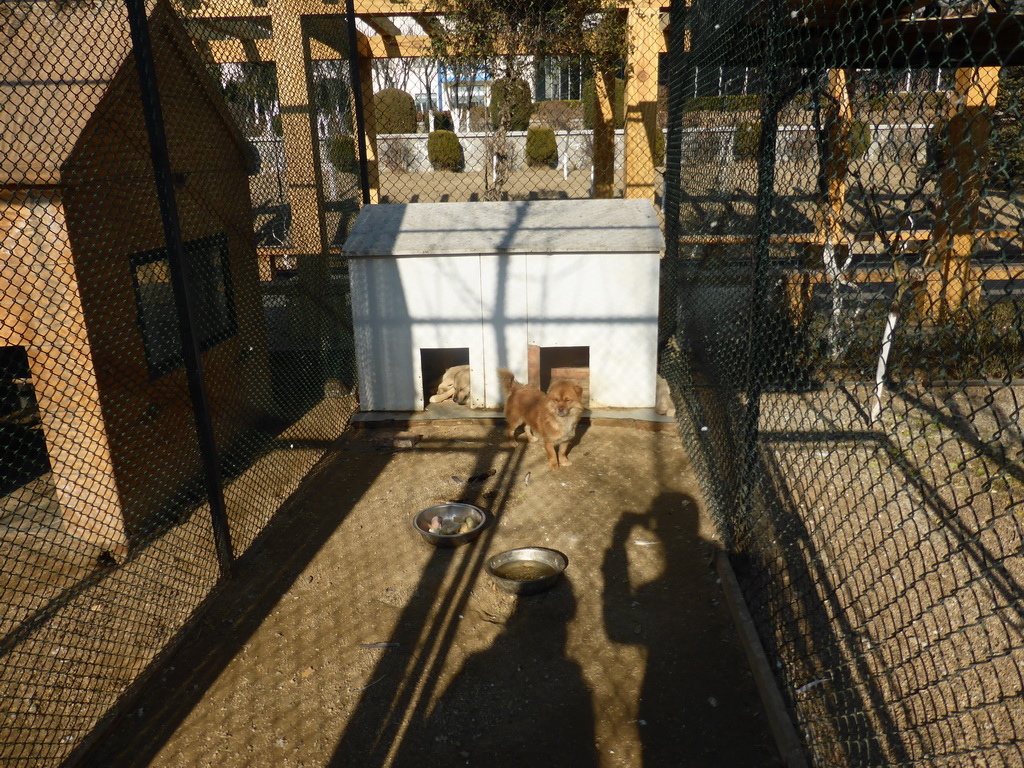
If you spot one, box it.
[993,117,1024,189]
[375,88,416,134]
[925,117,949,173]
[525,125,558,167]
[991,67,1024,189]
[431,110,454,132]
[682,94,760,114]
[326,135,358,173]
[651,127,666,167]
[427,129,464,171]
[849,119,871,160]
[490,78,532,131]
[792,296,1024,384]
[583,77,626,130]
[733,120,761,160]
[864,91,946,116]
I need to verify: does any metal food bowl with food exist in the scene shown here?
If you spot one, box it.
[412,503,489,547]
[485,547,569,595]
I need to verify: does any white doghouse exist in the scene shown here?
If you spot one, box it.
[344,199,664,411]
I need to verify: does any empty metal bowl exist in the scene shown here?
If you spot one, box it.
[412,503,489,547]
[485,547,569,595]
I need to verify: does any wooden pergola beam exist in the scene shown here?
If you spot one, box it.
[206,37,276,62]
[205,33,434,62]
[192,0,675,234]
[793,10,1024,68]
[183,1,668,20]
[926,66,1001,320]
[362,34,432,59]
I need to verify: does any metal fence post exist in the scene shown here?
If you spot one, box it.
[738,0,784,521]
[346,0,372,206]
[658,0,691,360]
[124,0,235,575]
[661,0,687,263]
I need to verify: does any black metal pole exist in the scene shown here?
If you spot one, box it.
[346,0,372,205]
[662,0,688,264]
[738,0,784,521]
[124,0,234,576]
[658,0,690,359]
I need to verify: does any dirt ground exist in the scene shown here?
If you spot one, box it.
[83,416,781,768]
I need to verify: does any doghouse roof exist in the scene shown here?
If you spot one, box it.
[1,0,251,188]
[342,200,665,258]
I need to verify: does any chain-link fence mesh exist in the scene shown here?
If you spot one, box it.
[353,0,665,203]
[6,0,1024,763]
[662,0,1024,765]
[1,0,357,763]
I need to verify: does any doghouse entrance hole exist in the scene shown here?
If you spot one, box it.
[535,346,590,408]
[420,348,470,409]
[0,346,52,497]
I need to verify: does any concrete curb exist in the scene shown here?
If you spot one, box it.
[715,549,809,768]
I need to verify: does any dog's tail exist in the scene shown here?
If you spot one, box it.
[496,368,518,396]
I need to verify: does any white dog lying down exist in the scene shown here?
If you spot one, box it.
[429,365,471,405]
[655,375,676,417]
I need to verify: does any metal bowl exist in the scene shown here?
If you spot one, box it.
[485,547,569,595]
[412,503,489,548]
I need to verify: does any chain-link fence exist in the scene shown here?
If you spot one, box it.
[662,0,1024,765]
[6,0,1024,763]
[347,0,666,204]
[1,0,357,763]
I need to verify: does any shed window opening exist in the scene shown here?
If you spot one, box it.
[130,234,237,378]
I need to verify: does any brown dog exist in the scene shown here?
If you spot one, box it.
[497,368,584,470]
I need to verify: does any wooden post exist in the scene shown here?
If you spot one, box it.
[822,70,851,257]
[272,11,328,255]
[272,12,333,392]
[927,67,999,321]
[592,69,617,198]
[358,42,380,204]
[624,0,661,200]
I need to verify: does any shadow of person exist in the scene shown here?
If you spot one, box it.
[391,581,599,767]
[602,492,779,767]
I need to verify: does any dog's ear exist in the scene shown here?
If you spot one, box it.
[574,384,583,398]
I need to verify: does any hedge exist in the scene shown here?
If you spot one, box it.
[525,126,558,167]
[733,121,761,160]
[376,88,416,134]
[682,94,760,114]
[431,110,454,132]
[428,130,464,171]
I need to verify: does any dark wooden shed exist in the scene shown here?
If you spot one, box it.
[1,0,269,556]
